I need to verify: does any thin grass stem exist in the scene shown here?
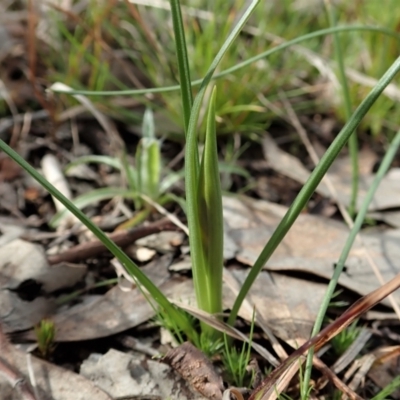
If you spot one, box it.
[169,0,193,133]
[325,0,359,221]
[49,26,400,96]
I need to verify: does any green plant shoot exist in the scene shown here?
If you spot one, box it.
[188,87,224,338]
[34,319,56,359]
[136,108,161,203]
[50,108,181,228]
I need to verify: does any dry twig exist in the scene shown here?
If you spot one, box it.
[47,218,178,264]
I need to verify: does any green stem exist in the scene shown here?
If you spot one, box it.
[56,278,118,306]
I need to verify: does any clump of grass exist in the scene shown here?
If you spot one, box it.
[40,1,400,141]
[153,308,194,346]
[330,320,361,356]
[222,340,254,388]
[199,333,224,358]
[222,315,255,388]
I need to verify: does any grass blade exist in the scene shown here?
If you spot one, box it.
[325,0,359,220]
[228,55,400,326]
[49,26,400,97]
[184,0,260,336]
[136,109,161,201]
[169,0,193,133]
[195,87,223,335]
[65,155,122,171]
[0,139,198,343]
[302,126,400,396]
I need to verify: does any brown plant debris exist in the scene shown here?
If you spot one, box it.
[162,341,224,400]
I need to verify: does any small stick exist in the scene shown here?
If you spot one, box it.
[313,357,363,400]
[47,218,178,265]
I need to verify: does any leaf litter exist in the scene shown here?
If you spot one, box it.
[0,330,112,400]
[223,195,400,309]
[0,238,86,333]
[80,348,207,400]
[2,3,400,398]
[263,133,400,222]
[3,190,400,398]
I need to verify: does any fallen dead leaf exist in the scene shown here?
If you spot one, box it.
[368,346,400,399]
[21,254,196,342]
[1,290,55,333]
[80,348,206,399]
[0,239,86,332]
[0,239,86,292]
[0,345,112,400]
[0,181,19,213]
[368,210,400,228]
[224,268,327,345]
[0,220,25,247]
[135,230,185,253]
[223,195,400,308]
[41,153,77,228]
[263,134,400,212]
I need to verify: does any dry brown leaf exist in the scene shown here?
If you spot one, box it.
[368,210,400,228]
[0,182,19,214]
[0,221,25,247]
[41,154,77,228]
[0,239,86,332]
[368,346,400,399]
[1,291,55,333]
[135,230,185,252]
[224,269,327,344]
[0,239,86,292]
